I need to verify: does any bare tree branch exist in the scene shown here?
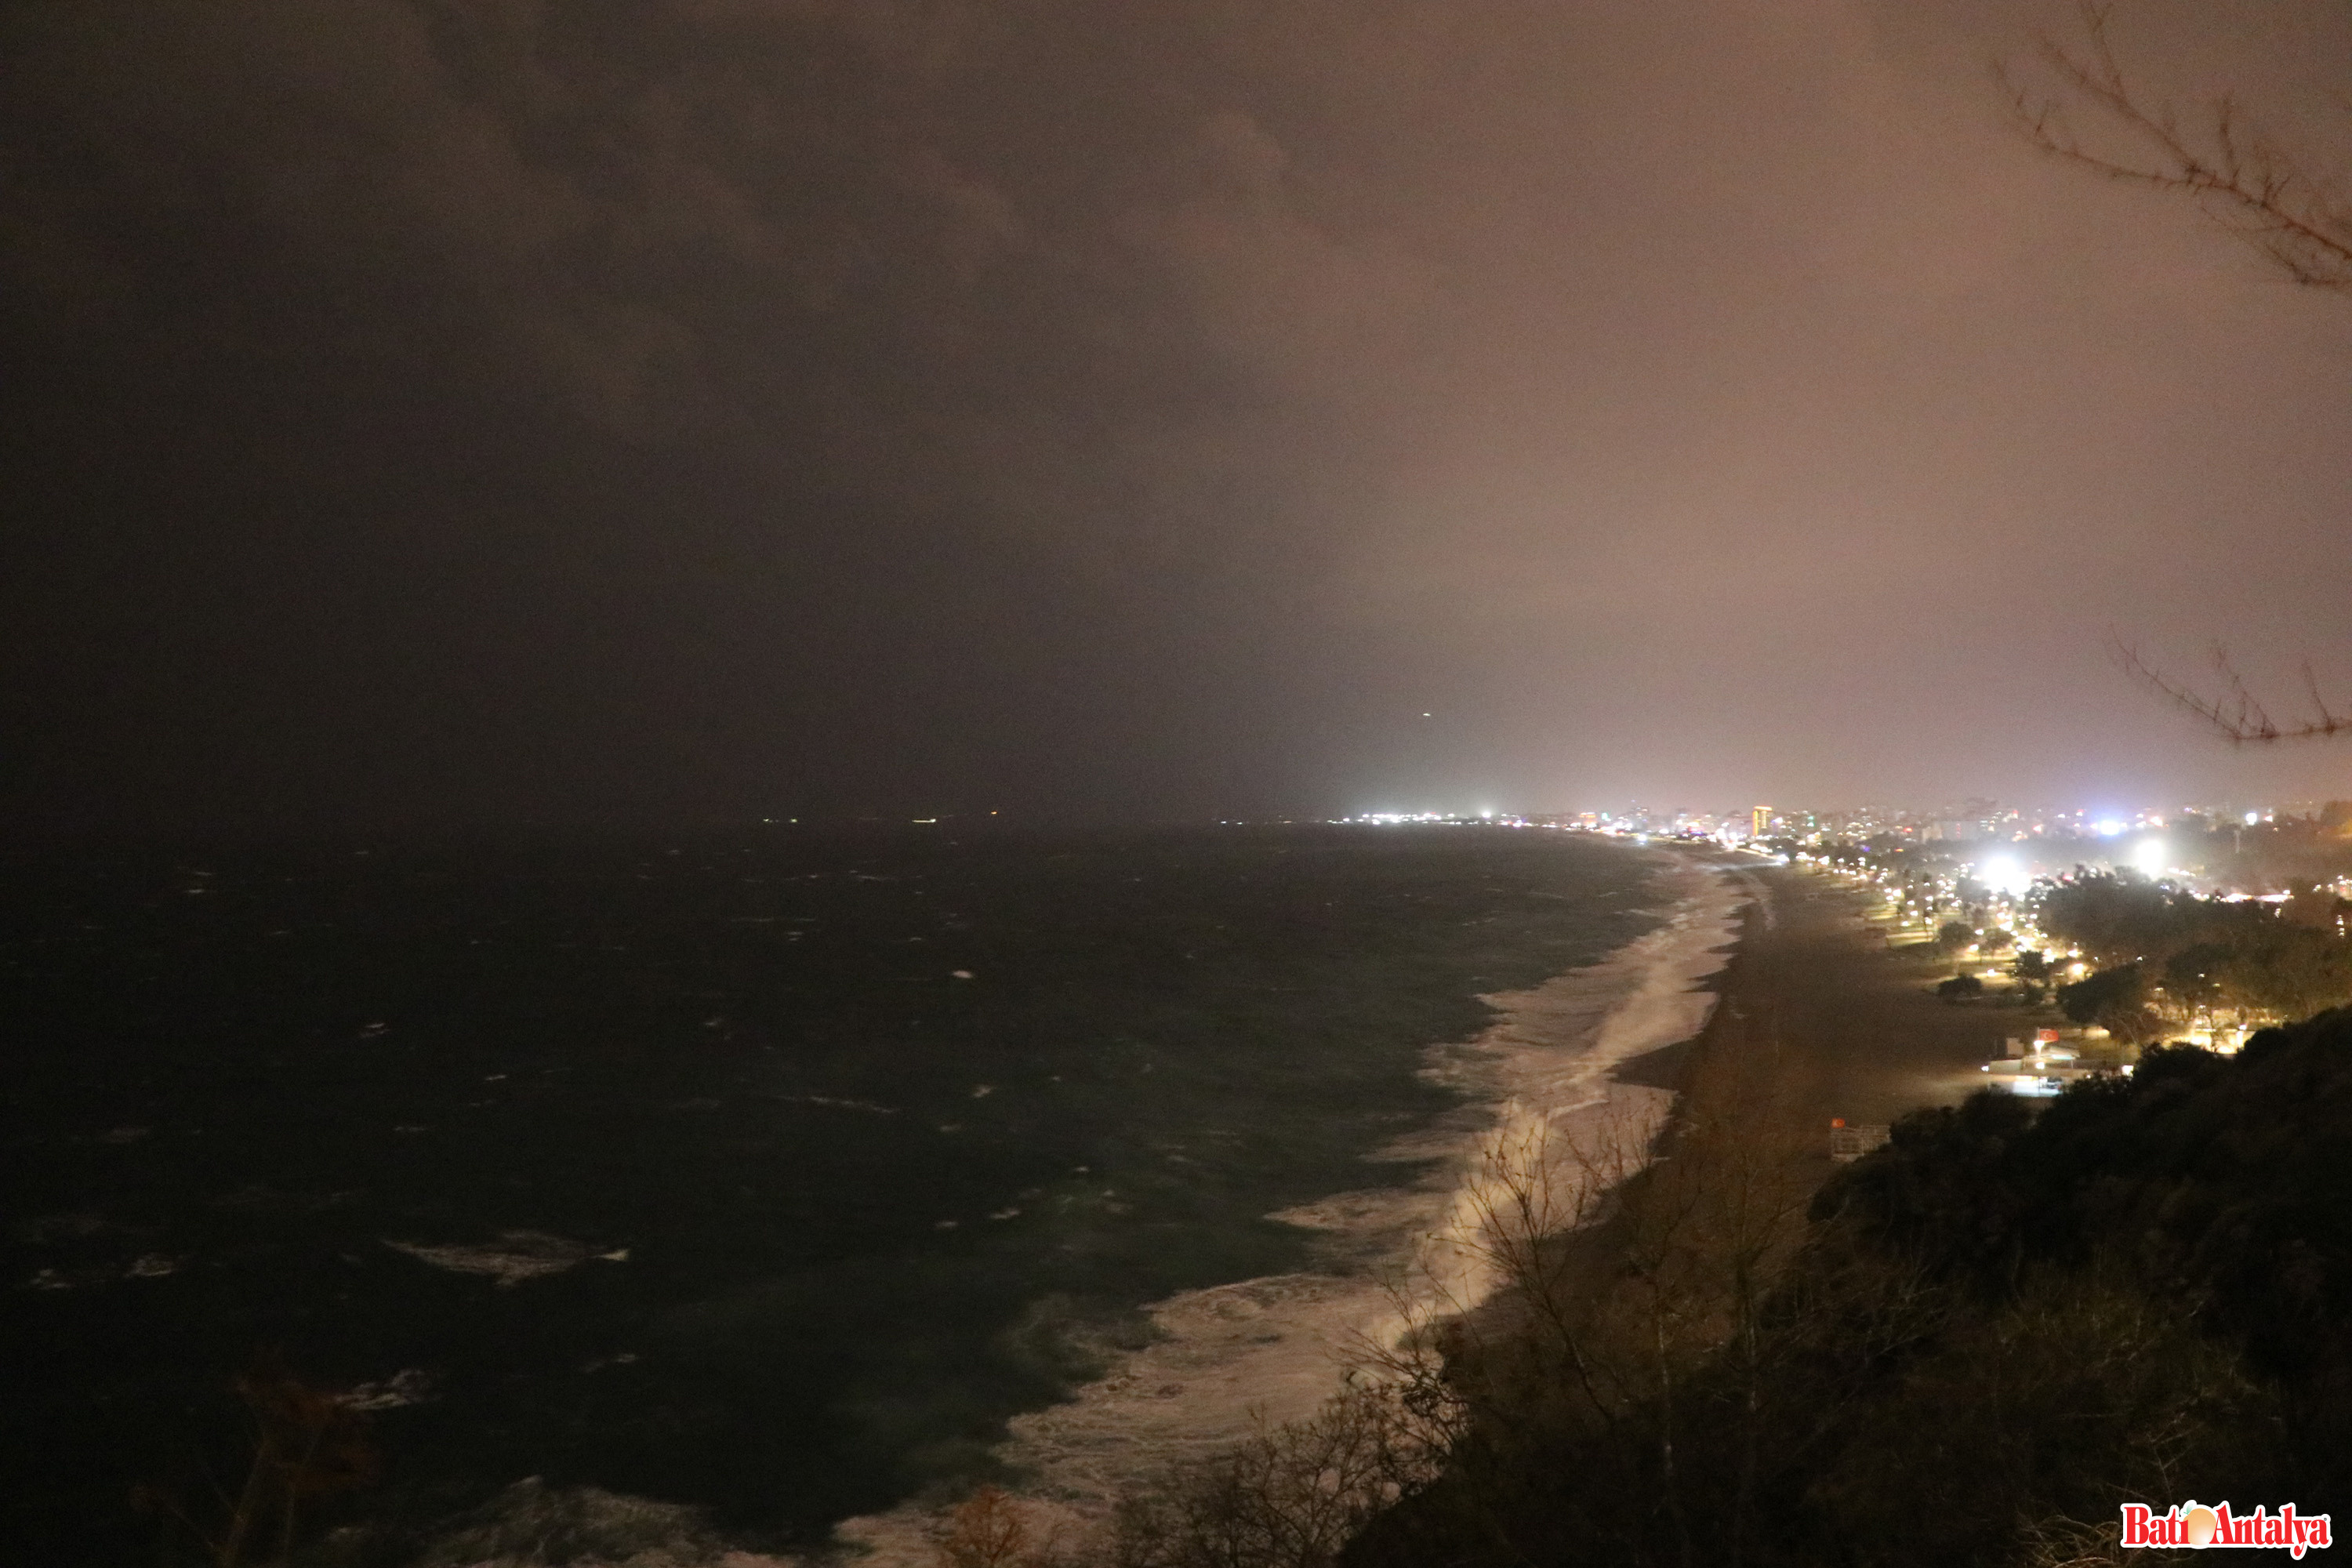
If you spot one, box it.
[2002,0,2352,295]
[2113,635,2352,744]
[2025,10,2352,746]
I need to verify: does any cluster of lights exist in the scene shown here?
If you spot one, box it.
[1343,797,2323,906]
[1804,814,2347,1055]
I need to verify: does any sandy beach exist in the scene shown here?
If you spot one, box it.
[1426,851,2019,1347]
[1625,855,2026,1150]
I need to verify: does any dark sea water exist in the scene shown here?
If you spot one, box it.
[0,822,1671,1563]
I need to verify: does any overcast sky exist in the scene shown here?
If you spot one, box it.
[5,0,2348,832]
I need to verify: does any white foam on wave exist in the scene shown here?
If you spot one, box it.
[346,1367,442,1411]
[832,853,1750,1565]
[409,1476,801,1567]
[1393,855,1749,1324]
[382,1230,627,1287]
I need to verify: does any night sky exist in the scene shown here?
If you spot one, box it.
[5,0,2349,833]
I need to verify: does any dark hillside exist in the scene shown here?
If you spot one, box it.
[1345,1011,2352,1568]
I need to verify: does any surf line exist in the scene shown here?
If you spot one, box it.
[832,854,1750,1566]
[1392,852,1748,1340]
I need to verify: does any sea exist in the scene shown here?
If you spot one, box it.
[0,822,1742,1564]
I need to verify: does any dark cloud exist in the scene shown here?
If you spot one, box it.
[4,0,2348,831]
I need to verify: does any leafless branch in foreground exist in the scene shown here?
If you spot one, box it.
[2114,637,2352,744]
[2002,0,2352,296]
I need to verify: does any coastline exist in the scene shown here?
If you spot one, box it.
[1392,851,1746,1330]
[1425,851,2043,1421]
[1644,855,2025,1137]
[1346,853,2295,1568]
[443,850,2016,1566]
[830,842,1746,1564]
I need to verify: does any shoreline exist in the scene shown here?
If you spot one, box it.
[750,850,2027,1564]
[1392,851,1746,1328]
[823,846,2043,1565]
[1552,846,2049,1174]
[1650,854,2029,1134]
[1421,851,2051,1401]
[1428,850,2045,1410]
[829,840,1744,1565]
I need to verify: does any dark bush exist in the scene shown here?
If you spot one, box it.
[1343,1010,2352,1567]
[1935,973,1984,1002]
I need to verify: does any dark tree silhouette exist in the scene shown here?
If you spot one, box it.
[2008,2,2352,742]
[2114,637,2350,746]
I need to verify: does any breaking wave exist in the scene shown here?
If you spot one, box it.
[830,853,1748,1564]
[382,1231,628,1287]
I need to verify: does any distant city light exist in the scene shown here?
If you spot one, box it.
[2132,838,2168,876]
[2094,819,2127,837]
